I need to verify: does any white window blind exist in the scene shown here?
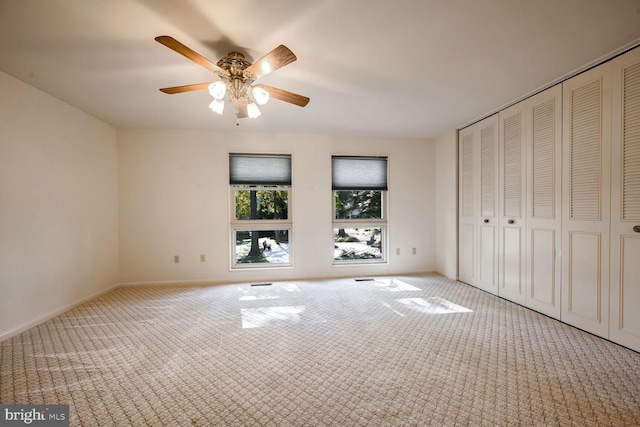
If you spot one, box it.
[229,153,292,186]
[332,156,388,190]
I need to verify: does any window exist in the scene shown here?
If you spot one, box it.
[230,153,292,268]
[332,156,388,263]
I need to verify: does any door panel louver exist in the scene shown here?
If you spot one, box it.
[623,62,640,221]
[526,84,562,320]
[458,115,498,293]
[462,134,474,217]
[532,99,555,219]
[610,47,640,352]
[570,79,602,221]
[503,113,522,217]
[481,125,496,217]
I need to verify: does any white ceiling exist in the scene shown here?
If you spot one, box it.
[1,0,640,139]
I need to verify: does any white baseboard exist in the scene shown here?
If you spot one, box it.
[0,283,120,342]
[119,279,221,287]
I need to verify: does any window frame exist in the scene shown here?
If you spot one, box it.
[332,222,387,264]
[331,156,389,265]
[230,223,293,269]
[231,185,290,221]
[229,153,293,270]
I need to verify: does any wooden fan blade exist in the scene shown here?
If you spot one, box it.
[155,36,222,74]
[235,98,248,118]
[159,82,212,94]
[256,84,310,107]
[244,45,296,80]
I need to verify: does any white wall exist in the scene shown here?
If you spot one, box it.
[435,130,458,279]
[118,128,436,284]
[0,72,119,340]
[0,72,438,338]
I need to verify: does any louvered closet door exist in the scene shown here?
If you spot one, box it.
[610,48,640,352]
[526,85,562,319]
[498,103,526,304]
[459,126,477,286]
[477,115,500,294]
[562,63,612,337]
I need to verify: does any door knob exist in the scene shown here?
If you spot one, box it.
[634,225,640,233]
[484,219,489,224]
[508,219,515,224]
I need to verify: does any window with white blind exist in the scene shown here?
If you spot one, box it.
[229,153,292,268]
[332,156,388,264]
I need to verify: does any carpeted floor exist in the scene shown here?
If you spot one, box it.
[1,273,639,426]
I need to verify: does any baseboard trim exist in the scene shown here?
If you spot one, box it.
[0,283,120,342]
[119,279,223,287]
[119,271,445,287]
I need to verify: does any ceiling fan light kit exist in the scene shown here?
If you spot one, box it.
[155,36,309,123]
[208,81,226,100]
[252,86,270,105]
[208,98,224,115]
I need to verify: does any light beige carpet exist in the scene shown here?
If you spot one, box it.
[1,274,640,426]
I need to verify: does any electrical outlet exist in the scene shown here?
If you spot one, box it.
[200,254,206,262]
[396,248,400,255]
[174,255,179,263]
[412,247,417,255]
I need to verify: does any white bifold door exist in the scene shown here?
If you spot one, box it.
[458,126,477,286]
[458,114,499,295]
[497,85,563,314]
[498,103,527,304]
[561,62,612,338]
[459,46,640,352]
[609,48,640,352]
[525,85,563,319]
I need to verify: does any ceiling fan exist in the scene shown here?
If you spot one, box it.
[155,36,310,121]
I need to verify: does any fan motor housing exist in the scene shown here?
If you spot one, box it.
[217,52,252,76]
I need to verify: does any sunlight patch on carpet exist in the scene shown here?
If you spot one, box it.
[240,306,306,329]
[372,278,421,292]
[381,302,406,317]
[238,282,301,301]
[395,297,472,314]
